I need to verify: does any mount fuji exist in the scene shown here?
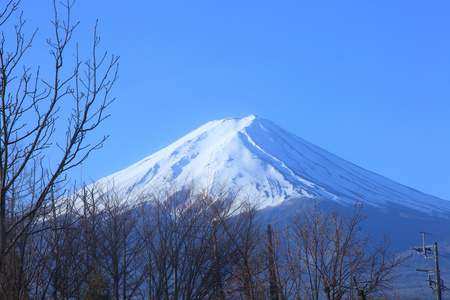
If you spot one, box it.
[97,114,450,217]
[92,115,450,296]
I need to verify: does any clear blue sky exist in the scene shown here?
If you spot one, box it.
[14,1,450,200]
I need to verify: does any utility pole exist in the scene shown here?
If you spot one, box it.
[212,221,225,300]
[411,232,442,300]
[267,224,280,300]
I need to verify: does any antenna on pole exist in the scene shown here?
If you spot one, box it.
[411,232,443,300]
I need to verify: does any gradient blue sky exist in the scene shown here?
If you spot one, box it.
[14,1,450,200]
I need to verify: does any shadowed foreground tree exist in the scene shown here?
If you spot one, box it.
[0,0,118,298]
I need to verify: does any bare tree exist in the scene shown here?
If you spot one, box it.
[352,234,409,300]
[205,192,266,300]
[197,187,265,300]
[141,185,221,300]
[95,185,147,300]
[268,222,305,300]
[0,1,118,295]
[288,201,408,300]
[74,183,109,299]
[40,189,85,300]
[135,182,264,300]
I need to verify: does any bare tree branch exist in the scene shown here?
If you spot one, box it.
[0,1,118,293]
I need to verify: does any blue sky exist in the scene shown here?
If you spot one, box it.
[13,1,450,200]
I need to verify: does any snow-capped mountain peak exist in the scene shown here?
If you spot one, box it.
[96,115,450,215]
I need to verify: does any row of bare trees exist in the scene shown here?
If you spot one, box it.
[0,182,257,299]
[269,201,409,300]
[0,180,408,300]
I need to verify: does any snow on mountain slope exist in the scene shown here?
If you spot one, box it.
[96,115,450,215]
